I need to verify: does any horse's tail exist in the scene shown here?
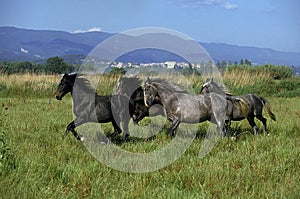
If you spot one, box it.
[260,97,276,121]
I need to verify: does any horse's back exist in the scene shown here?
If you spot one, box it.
[239,94,265,116]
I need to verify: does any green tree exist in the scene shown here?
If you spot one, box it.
[46,57,70,74]
[245,59,252,66]
[240,59,244,65]
[109,67,126,75]
[221,60,227,67]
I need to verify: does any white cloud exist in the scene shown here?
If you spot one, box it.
[180,0,222,8]
[20,47,29,53]
[223,2,238,10]
[72,27,102,34]
[171,0,238,10]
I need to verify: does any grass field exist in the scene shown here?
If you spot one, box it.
[0,73,300,198]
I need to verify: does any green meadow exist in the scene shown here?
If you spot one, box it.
[1,68,300,198]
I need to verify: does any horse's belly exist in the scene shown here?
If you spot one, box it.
[95,105,113,123]
[179,103,210,123]
[181,111,205,123]
[232,116,245,121]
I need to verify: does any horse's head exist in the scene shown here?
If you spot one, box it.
[144,77,158,107]
[55,73,76,100]
[132,101,148,124]
[200,78,232,96]
[199,78,213,94]
[200,78,223,94]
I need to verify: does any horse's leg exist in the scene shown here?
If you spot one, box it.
[212,111,226,138]
[256,115,268,135]
[133,111,147,125]
[66,121,84,141]
[247,116,258,135]
[224,120,231,136]
[217,119,225,138]
[110,119,122,138]
[170,119,180,137]
[122,118,130,141]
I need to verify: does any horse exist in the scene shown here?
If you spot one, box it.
[55,73,133,141]
[200,78,276,135]
[115,76,164,124]
[143,78,227,137]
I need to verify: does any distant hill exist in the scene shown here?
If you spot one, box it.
[1,26,300,67]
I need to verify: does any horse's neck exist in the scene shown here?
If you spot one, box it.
[155,84,176,105]
[129,86,144,101]
[209,85,222,93]
[71,84,94,105]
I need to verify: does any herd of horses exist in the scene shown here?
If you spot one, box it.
[55,73,276,142]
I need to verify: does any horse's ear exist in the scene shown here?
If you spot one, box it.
[146,76,150,83]
[64,73,69,77]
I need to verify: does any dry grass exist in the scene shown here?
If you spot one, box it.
[223,70,271,87]
[0,73,60,90]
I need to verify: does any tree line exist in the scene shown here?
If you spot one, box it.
[0,57,77,75]
[0,56,294,79]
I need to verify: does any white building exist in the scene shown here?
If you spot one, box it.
[164,61,177,69]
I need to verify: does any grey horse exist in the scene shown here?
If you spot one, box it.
[144,78,227,137]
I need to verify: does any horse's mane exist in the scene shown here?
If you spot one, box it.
[149,78,188,93]
[205,79,233,96]
[120,76,142,89]
[74,76,96,94]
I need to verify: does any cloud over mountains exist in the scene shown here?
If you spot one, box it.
[72,27,102,34]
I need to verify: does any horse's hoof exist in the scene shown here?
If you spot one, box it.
[230,136,236,141]
[77,135,84,142]
[110,132,119,138]
[123,134,130,142]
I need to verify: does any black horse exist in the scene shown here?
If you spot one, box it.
[200,78,276,135]
[55,73,133,141]
[115,76,164,124]
[144,78,227,137]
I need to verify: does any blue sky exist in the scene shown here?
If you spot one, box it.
[1,0,300,52]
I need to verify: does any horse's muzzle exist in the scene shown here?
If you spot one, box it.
[55,95,62,100]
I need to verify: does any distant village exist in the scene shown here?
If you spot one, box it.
[109,61,192,69]
[77,56,218,74]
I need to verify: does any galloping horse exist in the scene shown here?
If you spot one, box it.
[116,76,164,124]
[200,78,276,135]
[144,78,227,137]
[55,73,133,141]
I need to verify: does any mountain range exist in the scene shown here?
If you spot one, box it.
[1,26,300,67]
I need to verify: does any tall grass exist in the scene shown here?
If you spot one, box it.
[223,66,300,97]
[0,73,60,98]
[1,69,299,98]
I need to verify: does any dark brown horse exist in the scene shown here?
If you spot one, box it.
[200,78,276,135]
[55,73,133,141]
[115,76,164,124]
